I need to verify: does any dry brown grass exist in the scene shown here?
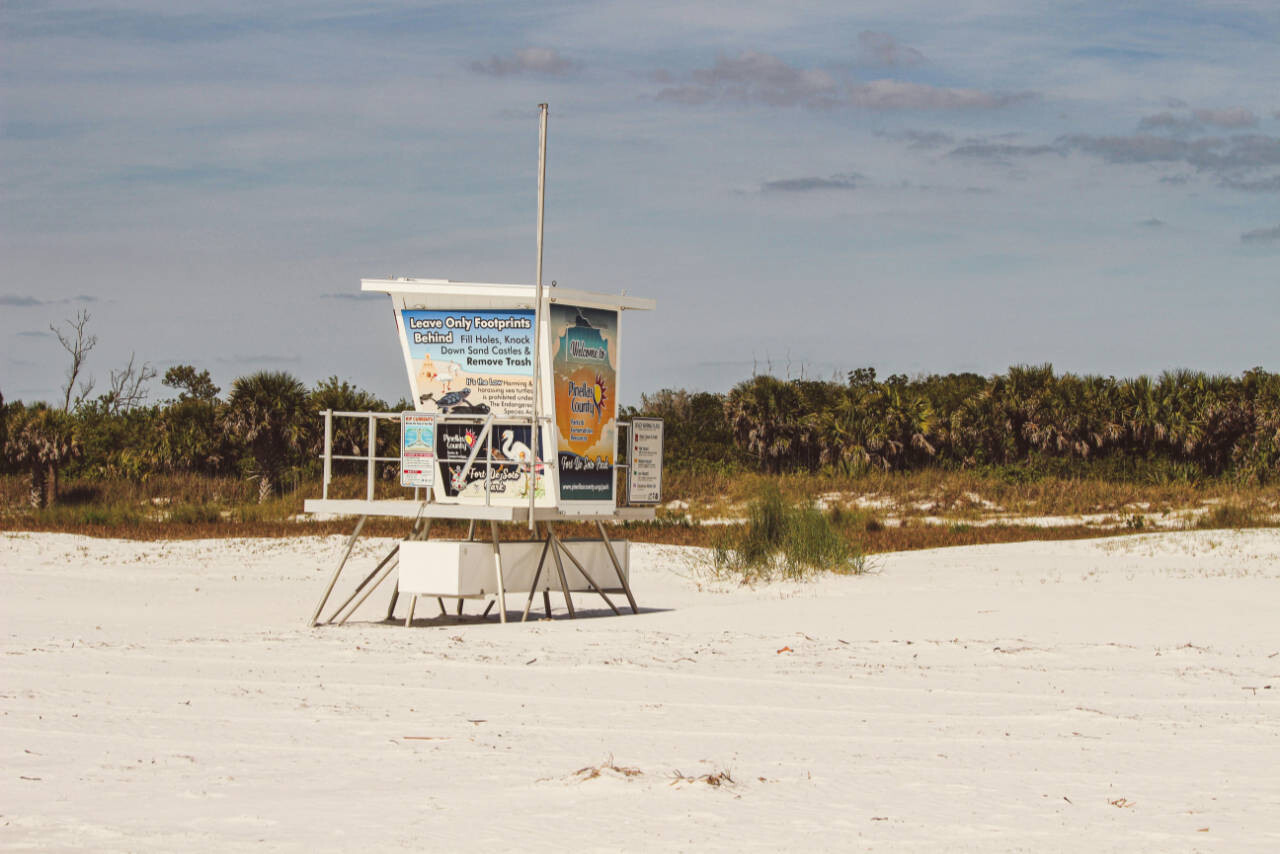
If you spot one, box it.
[666,468,1278,525]
[1,470,1274,556]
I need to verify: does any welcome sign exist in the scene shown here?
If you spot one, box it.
[551,304,618,503]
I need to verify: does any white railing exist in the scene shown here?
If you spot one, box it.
[318,410,554,504]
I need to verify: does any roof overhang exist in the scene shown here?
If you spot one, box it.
[361,278,655,313]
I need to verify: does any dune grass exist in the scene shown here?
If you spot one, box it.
[1,469,1275,556]
[713,483,865,581]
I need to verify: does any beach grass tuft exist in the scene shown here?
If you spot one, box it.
[713,483,864,581]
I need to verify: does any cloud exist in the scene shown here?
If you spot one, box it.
[652,51,1032,111]
[1139,107,1259,133]
[654,51,840,108]
[849,79,1030,110]
[1058,133,1204,164]
[761,173,862,193]
[1193,134,1280,173]
[469,47,579,77]
[880,129,955,149]
[949,141,1057,161]
[1241,224,1280,243]
[1139,218,1166,227]
[1059,132,1280,190]
[0,294,97,307]
[4,6,249,43]
[1138,111,1201,132]
[1192,107,1258,128]
[1220,175,1280,192]
[320,292,382,301]
[855,31,926,68]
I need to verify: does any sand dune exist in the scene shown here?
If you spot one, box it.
[3,529,1278,851]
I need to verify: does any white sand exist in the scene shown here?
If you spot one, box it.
[3,529,1279,852]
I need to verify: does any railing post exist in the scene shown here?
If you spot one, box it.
[322,409,333,500]
[366,414,377,502]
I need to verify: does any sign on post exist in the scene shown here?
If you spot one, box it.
[627,417,663,505]
[400,413,437,489]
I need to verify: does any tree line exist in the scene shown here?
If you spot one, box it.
[1,366,400,507]
[636,365,1280,484]
[6,359,1280,509]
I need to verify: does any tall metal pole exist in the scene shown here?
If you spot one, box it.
[529,104,549,530]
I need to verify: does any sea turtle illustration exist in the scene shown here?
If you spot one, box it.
[419,387,472,412]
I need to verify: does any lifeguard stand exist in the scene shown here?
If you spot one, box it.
[304,277,662,626]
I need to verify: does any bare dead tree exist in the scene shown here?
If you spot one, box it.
[51,310,97,411]
[102,352,158,414]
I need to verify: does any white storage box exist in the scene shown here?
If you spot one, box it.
[398,539,628,597]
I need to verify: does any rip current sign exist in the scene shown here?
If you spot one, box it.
[399,413,436,489]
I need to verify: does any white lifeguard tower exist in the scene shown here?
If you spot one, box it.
[305,106,664,626]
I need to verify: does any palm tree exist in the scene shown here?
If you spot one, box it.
[222,371,312,502]
[819,389,877,473]
[3,403,80,508]
[880,385,936,468]
[726,375,798,473]
[308,376,387,458]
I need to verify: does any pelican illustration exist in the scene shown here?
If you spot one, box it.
[500,429,534,465]
[437,362,459,391]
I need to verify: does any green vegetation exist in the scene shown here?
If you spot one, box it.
[635,365,1280,483]
[714,483,865,580]
[3,317,1279,554]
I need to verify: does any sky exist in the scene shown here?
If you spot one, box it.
[3,1,1280,406]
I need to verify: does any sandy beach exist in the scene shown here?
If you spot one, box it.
[3,528,1278,852]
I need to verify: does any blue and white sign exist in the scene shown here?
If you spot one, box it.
[400,412,437,488]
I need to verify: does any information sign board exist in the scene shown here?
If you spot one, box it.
[399,413,436,489]
[626,418,663,504]
[399,309,535,418]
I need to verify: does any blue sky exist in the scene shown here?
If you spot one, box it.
[3,1,1279,405]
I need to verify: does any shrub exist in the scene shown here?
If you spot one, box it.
[714,483,864,581]
[1199,503,1265,530]
[167,502,224,525]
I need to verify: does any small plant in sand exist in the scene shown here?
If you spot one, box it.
[714,483,864,581]
[570,756,642,781]
[670,768,735,787]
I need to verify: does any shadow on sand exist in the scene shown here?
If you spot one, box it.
[371,604,671,628]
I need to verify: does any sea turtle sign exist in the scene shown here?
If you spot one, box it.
[551,304,618,503]
[399,309,534,418]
